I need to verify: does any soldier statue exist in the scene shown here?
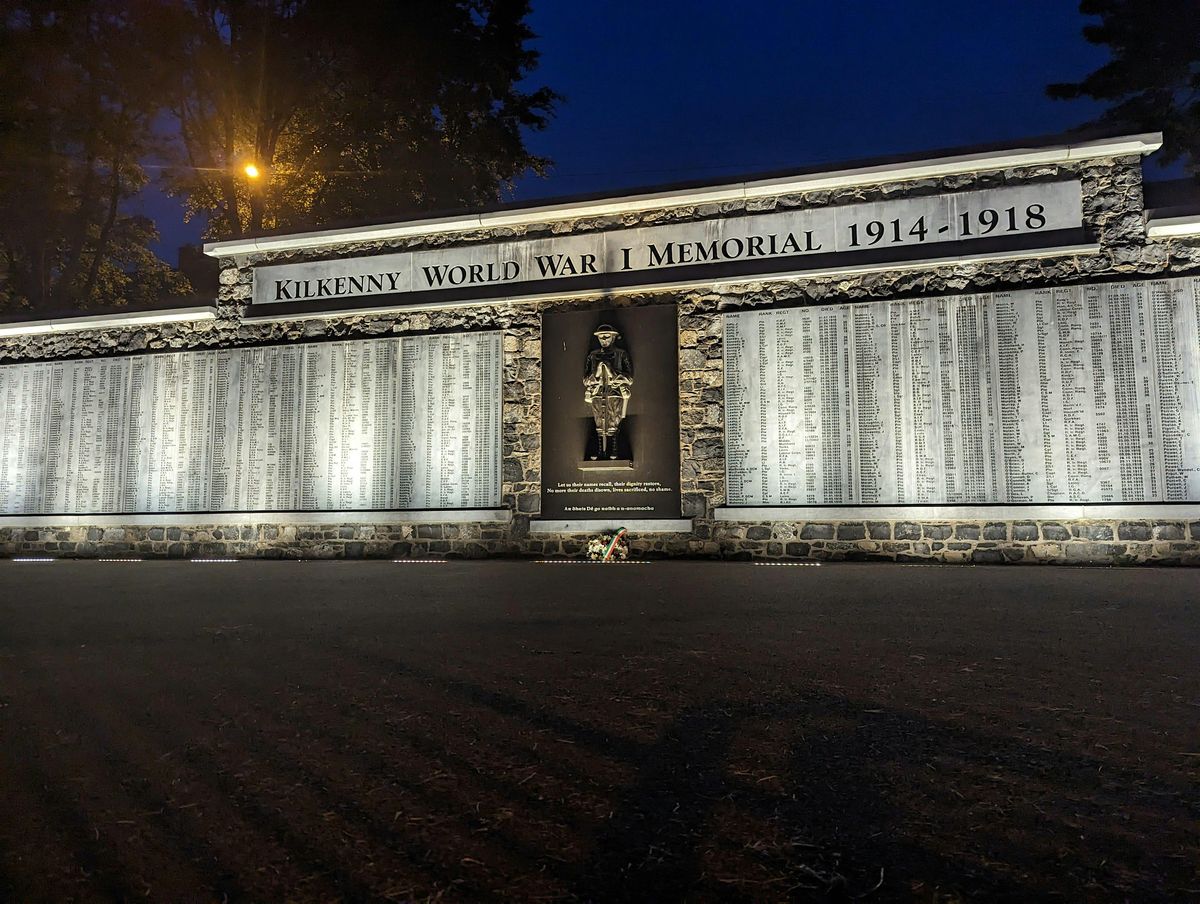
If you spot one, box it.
[583,324,633,460]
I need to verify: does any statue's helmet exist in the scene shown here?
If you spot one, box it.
[593,324,620,338]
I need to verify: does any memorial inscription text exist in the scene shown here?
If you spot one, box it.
[725,277,1200,506]
[0,332,501,515]
[252,182,1083,311]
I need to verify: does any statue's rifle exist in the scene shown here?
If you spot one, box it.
[599,363,610,455]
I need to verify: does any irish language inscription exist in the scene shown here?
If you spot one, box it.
[0,332,501,514]
[724,277,1200,506]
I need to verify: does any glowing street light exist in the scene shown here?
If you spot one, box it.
[243,163,261,179]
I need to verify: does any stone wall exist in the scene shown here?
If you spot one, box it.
[0,521,516,559]
[3,152,1200,562]
[708,518,1199,565]
[3,518,1196,564]
[0,303,547,549]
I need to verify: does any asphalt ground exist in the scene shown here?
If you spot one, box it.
[0,560,1197,902]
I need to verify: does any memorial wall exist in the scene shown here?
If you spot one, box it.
[724,277,1200,507]
[0,332,501,515]
[4,131,1200,563]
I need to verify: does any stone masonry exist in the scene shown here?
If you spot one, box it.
[3,518,1198,564]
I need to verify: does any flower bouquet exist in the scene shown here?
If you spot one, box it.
[586,527,629,562]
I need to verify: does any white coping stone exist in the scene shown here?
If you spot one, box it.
[714,505,1200,521]
[204,132,1162,256]
[0,306,217,337]
[1146,214,1200,239]
[529,519,694,534]
[0,509,512,527]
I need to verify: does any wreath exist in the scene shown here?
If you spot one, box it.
[586,527,629,561]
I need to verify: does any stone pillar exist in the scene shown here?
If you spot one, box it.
[502,309,542,527]
[678,299,725,523]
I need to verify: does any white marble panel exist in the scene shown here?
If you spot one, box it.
[0,333,501,516]
[724,275,1200,506]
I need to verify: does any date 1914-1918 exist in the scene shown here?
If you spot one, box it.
[847,203,1047,247]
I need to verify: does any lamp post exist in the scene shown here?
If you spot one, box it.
[242,161,265,232]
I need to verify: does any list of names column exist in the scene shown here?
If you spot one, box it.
[724,276,1200,506]
[0,331,502,515]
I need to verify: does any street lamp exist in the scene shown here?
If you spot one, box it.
[243,163,261,179]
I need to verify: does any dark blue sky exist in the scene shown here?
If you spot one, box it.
[147,0,1166,260]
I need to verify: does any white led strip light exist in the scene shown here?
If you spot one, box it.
[534,560,652,564]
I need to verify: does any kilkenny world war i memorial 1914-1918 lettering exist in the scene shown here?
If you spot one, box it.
[249,181,1082,319]
[6,131,1200,563]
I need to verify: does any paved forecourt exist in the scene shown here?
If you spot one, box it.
[0,561,1196,901]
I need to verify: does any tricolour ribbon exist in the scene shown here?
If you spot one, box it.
[603,527,628,561]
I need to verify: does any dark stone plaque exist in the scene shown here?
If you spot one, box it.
[541,304,681,520]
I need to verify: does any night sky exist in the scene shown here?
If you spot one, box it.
[147,0,1172,260]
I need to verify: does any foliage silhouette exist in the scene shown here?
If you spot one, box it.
[0,0,558,311]
[1049,0,1200,176]
[152,0,559,239]
[0,1,190,312]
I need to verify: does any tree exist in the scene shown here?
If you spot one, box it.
[1048,0,1200,175]
[0,2,190,312]
[155,0,559,240]
[0,1,557,312]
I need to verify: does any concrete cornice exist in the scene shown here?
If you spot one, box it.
[204,133,1163,258]
[0,306,217,338]
[1146,213,1200,240]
